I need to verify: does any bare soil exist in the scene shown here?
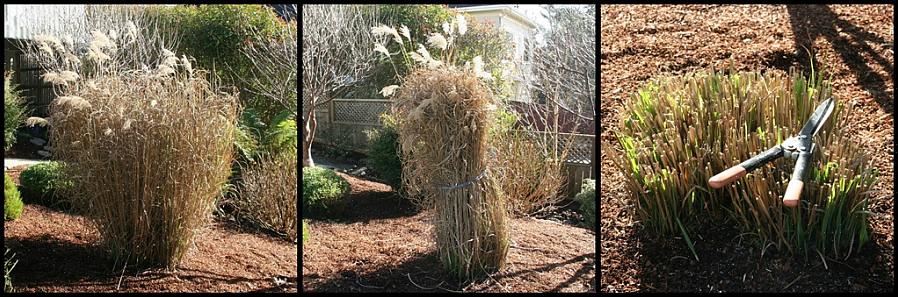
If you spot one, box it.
[302,171,596,293]
[600,4,893,293]
[3,177,298,292]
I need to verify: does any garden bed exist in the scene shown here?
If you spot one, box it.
[302,172,596,292]
[601,4,893,292]
[4,204,297,292]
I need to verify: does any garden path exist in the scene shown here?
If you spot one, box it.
[4,158,47,170]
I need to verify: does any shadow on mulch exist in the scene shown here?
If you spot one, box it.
[783,4,892,114]
[307,249,596,293]
[5,234,120,286]
[629,217,891,292]
[306,250,450,292]
[306,189,421,225]
[489,252,596,293]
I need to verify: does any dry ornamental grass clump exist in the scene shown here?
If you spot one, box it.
[609,66,877,260]
[237,153,298,241]
[51,70,239,269]
[25,13,240,269]
[395,68,508,281]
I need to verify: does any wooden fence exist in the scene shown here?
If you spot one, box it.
[308,98,595,197]
[5,39,56,117]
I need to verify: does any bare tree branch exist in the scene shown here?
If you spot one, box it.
[302,5,382,167]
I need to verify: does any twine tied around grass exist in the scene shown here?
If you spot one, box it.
[437,169,487,190]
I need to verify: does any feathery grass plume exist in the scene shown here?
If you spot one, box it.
[108,29,119,41]
[456,14,468,36]
[62,35,75,49]
[380,85,399,97]
[50,70,239,270]
[471,56,491,80]
[442,22,452,36]
[87,47,111,62]
[59,71,80,83]
[399,24,411,41]
[42,71,67,85]
[373,43,391,58]
[25,117,49,128]
[414,44,442,69]
[395,67,508,281]
[125,21,138,42]
[409,51,426,65]
[371,25,402,45]
[610,66,877,259]
[427,33,448,51]
[91,30,115,49]
[180,55,193,76]
[52,95,91,111]
[156,65,175,77]
[34,34,64,57]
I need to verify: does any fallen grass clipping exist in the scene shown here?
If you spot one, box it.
[609,66,878,260]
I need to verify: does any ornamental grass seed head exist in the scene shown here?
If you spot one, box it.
[427,33,448,51]
[456,14,468,36]
[400,25,411,41]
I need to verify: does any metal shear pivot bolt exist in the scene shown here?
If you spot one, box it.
[708,98,835,207]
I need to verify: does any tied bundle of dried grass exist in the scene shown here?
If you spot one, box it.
[395,68,508,281]
[49,70,239,269]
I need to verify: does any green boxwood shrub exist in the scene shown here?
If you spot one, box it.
[302,166,349,215]
[5,173,24,221]
[19,162,74,209]
[366,113,403,192]
[4,73,27,152]
[577,179,596,230]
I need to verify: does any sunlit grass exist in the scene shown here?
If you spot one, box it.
[609,66,877,259]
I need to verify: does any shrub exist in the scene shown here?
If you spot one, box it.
[4,248,18,293]
[265,111,297,158]
[148,4,290,123]
[302,220,309,244]
[577,179,596,230]
[18,162,74,209]
[302,166,349,215]
[490,108,570,217]
[236,153,298,241]
[4,72,27,152]
[4,173,24,221]
[610,66,877,259]
[234,108,266,161]
[366,113,403,191]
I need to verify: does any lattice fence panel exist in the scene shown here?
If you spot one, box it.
[333,99,390,124]
[563,135,594,164]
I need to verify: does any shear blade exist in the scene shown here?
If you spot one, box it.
[798,98,835,138]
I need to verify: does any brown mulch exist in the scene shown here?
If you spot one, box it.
[302,172,596,293]
[600,4,893,293]
[3,205,298,293]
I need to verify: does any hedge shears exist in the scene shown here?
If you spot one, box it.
[708,98,835,207]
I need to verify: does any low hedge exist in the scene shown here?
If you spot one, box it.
[19,162,74,210]
[5,173,24,221]
[577,179,596,230]
[302,166,349,216]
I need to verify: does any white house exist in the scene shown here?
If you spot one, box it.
[450,4,538,103]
